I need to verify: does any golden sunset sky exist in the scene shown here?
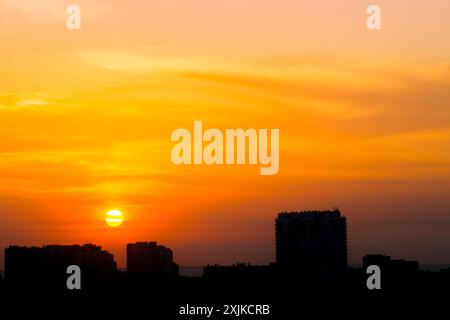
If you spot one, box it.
[1,0,450,268]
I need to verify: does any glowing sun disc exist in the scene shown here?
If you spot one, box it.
[105,209,124,227]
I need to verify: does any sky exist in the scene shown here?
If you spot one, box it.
[0,0,450,269]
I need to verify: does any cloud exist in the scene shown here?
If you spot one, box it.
[16,99,48,107]
[0,92,50,109]
[80,50,209,73]
[183,62,450,137]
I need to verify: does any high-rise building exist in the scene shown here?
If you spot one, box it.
[127,242,179,278]
[275,208,347,277]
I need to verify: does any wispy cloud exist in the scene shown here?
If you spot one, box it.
[0,92,50,109]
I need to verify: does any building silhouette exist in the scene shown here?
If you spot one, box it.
[204,263,275,280]
[362,254,419,288]
[363,254,419,274]
[5,244,116,287]
[127,242,179,278]
[3,210,450,300]
[275,208,347,277]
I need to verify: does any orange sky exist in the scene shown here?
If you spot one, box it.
[1,0,450,268]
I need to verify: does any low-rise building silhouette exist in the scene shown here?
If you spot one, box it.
[5,244,116,287]
[363,254,419,274]
[362,254,419,288]
[204,263,275,280]
[127,242,179,278]
[276,208,347,277]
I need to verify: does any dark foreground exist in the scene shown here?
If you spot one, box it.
[1,268,448,318]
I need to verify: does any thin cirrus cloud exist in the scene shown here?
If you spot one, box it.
[182,62,450,135]
[0,93,50,109]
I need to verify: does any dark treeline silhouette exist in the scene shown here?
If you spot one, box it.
[1,209,449,317]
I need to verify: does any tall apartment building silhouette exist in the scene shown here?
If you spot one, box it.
[127,242,179,278]
[276,209,347,277]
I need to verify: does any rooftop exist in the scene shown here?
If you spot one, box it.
[278,208,342,218]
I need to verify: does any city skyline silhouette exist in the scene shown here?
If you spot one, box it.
[2,207,449,272]
[2,208,449,319]
[2,209,449,289]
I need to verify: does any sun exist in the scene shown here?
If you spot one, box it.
[105,209,124,228]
